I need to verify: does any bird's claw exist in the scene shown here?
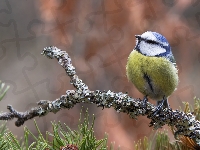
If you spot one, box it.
[151,97,169,118]
[142,96,148,108]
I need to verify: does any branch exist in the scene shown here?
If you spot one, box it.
[1,46,200,145]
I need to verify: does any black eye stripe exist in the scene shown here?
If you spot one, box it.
[145,40,159,44]
[138,37,160,45]
[137,38,170,51]
[143,39,167,48]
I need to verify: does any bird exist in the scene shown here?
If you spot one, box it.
[126,31,178,111]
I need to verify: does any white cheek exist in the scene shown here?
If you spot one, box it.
[139,41,166,56]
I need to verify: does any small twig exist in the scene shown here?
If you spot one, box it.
[1,46,200,145]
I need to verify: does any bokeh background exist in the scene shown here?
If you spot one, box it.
[1,0,200,149]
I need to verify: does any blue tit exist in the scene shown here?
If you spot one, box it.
[126,31,178,109]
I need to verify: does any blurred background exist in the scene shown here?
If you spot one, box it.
[1,0,200,149]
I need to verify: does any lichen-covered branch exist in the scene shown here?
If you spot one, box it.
[1,46,200,145]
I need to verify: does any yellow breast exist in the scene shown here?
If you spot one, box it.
[126,50,178,100]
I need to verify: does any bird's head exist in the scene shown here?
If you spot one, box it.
[135,31,172,58]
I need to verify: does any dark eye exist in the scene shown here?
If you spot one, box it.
[146,40,158,44]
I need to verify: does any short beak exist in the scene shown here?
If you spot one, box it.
[135,35,141,39]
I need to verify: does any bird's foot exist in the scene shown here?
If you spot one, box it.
[151,97,169,118]
[142,96,148,108]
